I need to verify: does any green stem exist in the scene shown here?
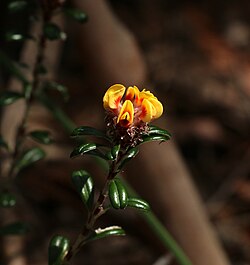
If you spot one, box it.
[41,96,193,265]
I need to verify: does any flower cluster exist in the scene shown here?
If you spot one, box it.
[103,84,163,146]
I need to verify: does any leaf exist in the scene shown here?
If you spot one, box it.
[0,222,29,236]
[64,8,88,23]
[127,198,150,211]
[0,192,16,208]
[0,91,24,106]
[29,130,53,144]
[5,32,33,42]
[71,126,110,141]
[43,81,69,101]
[8,0,28,13]
[148,125,171,138]
[87,226,125,242]
[44,23,66,41]
[108,179,128,209]
[48,235,70,265]
[0,50,29,84]
[0,135,8,150]
[140,134,170,144]
[70,143,98,158]
[71,170,94,208]
[14,147,45,173]
[111,145,120,160]
[118,147,139,170]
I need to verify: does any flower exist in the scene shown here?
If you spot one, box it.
[103,84,163,147]
[103,84,163,128]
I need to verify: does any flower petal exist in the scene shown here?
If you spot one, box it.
[117,100,134,127]
[125,86,140,103]
[140,99,154,122]
[147,98,163,119]
[103,84,126,110]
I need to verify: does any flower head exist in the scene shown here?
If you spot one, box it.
[103,84,163,146]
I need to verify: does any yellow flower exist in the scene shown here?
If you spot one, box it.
[103,84,163,127]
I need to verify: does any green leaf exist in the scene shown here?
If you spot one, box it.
[23,83,32,99]
[140,134,170,144]
[0,91,24,106]
[14,147,45,173]
[118,147,139,170]
[48,235,70,265]
[71,126,110,141]
[148,125,171,138]
[43,81,69,101]
[29,130,53,144]
[0,222,29,236]
[64,8,88,23]
[5,32,33,42]
[87,226,125,242]
[127,198,150,211]
[44,23,66,41]
[108,179,128,209]
[71,170,94,208]
[0,135,8,150]
[111,145,120,160]
[8,1,28,13]
[70,143,98,158]
[0,50,29,84]
[0,192,16,208]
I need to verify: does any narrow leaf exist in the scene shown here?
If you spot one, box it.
[64,8,88,23]
[118,147,139,170]
[71,126,110,141]
[0,192,16,208]
[48,235,70,265]
[44,23,66,41]
[87,226,125,242]
[127,198,150,211]
[5,32,33,42]
[148,125,171,138]
[8,1,28,13]
[109,179,128,209]
[0,222,29,236]
[71,170,94,208]
[70,143,97,158]
[0,135,8,150]
[111,145,120,160]
[140,134,170,144]
[0,91,24,106]
[29,130,53,144]
[14,147,45,173]
[43,81,69,101]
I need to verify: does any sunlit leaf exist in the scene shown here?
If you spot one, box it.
[64,8,88,23]
[44,23,66,41]
[109,179,128,209]
[71,170,94,208]
[48,235,70,265]
[29,130,53,144]
[71,126,110,141]
[14,147,45,173]
[127,198,150,211]
[87,226,125,242]
[0,222,29,236]
[0,91,24,106]
[0,192,16,208]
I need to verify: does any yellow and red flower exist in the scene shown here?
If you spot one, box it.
[103,84,163,128]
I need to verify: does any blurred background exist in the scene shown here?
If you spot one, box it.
[1,0,250,264]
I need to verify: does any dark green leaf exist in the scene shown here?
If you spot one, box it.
[111,145,120,160]
[23,83,32,99]
[140,134,170,144]
[14,147,45,173]
[71,126,110,141]
[127,198,150,211]
[0,91,24,106]
[0,222,29,235]
[71,170,94,208]
[44,23,66,41]
[43,81,69,101]
[108,179,128,209]
[0,135,8,150]
[87,226,125,242]
[0,50,29,84]
[148,125,171,138]
[64,8,88,23]
[118,147,139,170]
[0,192,16,208]
[29,130,53,144]
[70,143,98,158]
[8,1,28,13]
[5,32,33,42]
[48,235,70,265]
